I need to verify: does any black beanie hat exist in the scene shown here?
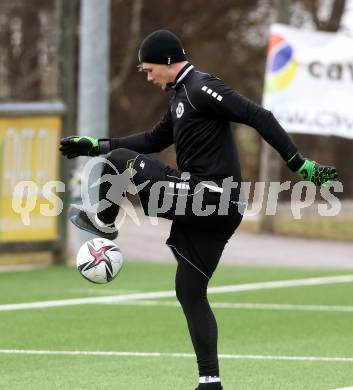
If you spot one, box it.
[138,29,187,65]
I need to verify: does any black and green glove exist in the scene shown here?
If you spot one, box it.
[59,136,111,159]
[287,152,338,187]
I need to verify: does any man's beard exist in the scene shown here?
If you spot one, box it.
[164,82,174,91]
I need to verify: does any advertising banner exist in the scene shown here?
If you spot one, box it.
[0,116,61,242]
[263,23,353,139]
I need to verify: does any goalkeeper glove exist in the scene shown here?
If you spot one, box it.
[287,152,338,187]
[59,136,110,159]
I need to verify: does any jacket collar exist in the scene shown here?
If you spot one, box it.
[167,63,194,90]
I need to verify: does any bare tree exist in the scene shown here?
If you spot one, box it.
[110,0,143,94]
[301,0,346,31]
[1,0,58,101]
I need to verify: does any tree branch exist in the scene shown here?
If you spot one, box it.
[110,0,143,93]
[301,0,346,32]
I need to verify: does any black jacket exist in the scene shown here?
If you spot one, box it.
[108,63,298,182]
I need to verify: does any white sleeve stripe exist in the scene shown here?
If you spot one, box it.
[201,85,223,101]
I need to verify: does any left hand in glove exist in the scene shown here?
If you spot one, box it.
[297,160,338,187]
[287,153,338,187]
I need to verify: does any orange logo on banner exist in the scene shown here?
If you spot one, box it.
[265,33,298,93]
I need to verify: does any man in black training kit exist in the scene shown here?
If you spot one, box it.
[60,30,337,389]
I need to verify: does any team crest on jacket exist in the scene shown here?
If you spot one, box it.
[176,102,184,118]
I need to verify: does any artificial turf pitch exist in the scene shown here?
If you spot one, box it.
[1,262,353,389]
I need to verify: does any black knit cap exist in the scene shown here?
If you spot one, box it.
[138,29,187,65]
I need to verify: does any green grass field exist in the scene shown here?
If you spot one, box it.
[1,262,353,389]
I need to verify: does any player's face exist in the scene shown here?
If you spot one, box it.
[139,63,171,91]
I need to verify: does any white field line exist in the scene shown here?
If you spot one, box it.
[332,388,353,390]
[1,349,353,363]
[114,300,353,313]
[0,290,176,312]
[333,388,353,390]
[1,274,353,312]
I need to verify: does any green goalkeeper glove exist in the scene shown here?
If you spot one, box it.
[287,153,338,187]
[59,136,111,159]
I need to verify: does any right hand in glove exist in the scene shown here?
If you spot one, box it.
[59,136,99,159]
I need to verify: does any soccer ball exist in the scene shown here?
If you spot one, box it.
[76,238,123,284]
